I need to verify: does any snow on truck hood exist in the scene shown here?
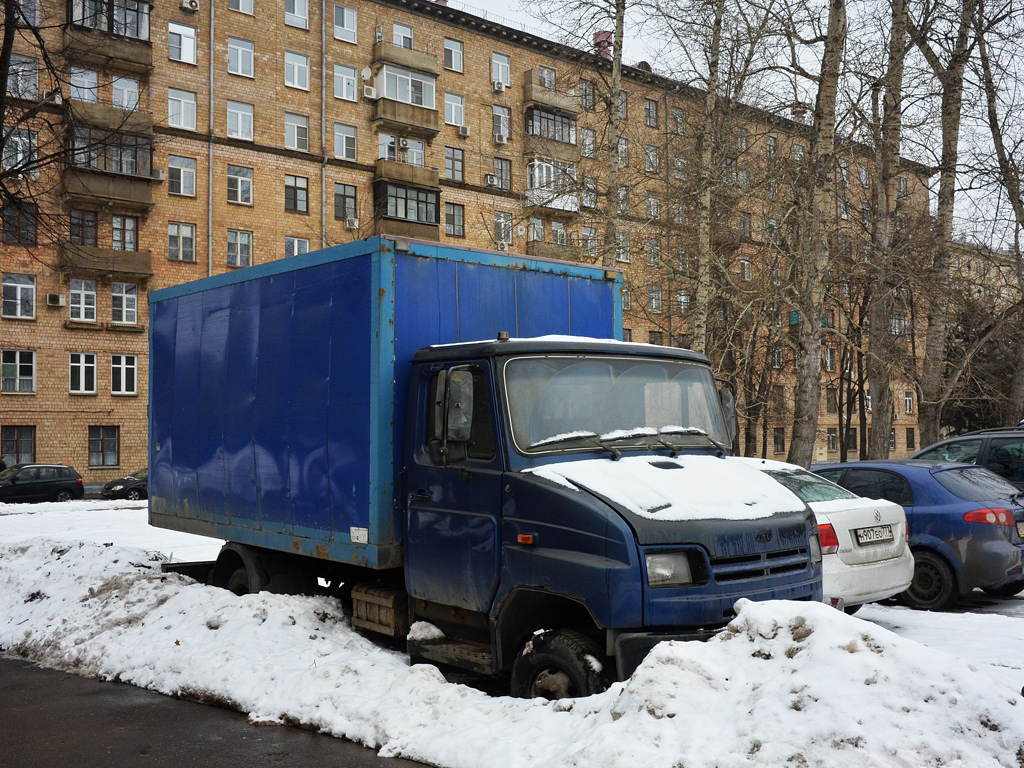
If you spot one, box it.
[526,454,806,521]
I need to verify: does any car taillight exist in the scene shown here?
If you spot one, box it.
[818,523,840,555]
[76,477,83,485]
[963,508,1015,526]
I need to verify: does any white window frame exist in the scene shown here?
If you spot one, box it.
[1,273,35,319]
[227,229,253,267]
[615,232,630,263]
[111,282,137,324]
[168,155,196,196]
[378,65,435,108]
[168,22,197,64]
[167,222,196,262]
[112,76,139,110]
[538,66,555,89]
[111,354,137,395]
[285,236,309,258]
[228,37,254,77]
[581,127,595,158]
[285,51,310,90]
[334,64,357,101]
[226,100,254,140]
[70,68,98,103]
[551,220,567,245]
[227,164,253,204]
[8,55,37,99]
[228,0,253,14]
[333,4,356,42]
[285,0,308,28]
[1,349,35,392]
[494,212,512,245]
[444,38,463,72]
[69,352,97,394]
[285,112,309,151]
[334,123,356,160]
[168,88,196,130]
[70,278,97,322]
[648,286,662,314]
[393,22,413,49]
[644,144,660,173]
[444,92,465,126]
[491,52,510,86]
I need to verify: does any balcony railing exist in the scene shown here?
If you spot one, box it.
[59,245,153,279]
[373,98,439,139]
[523,70,579,115]
[63,25,153,73]
[374,158,440,189]
[372,40,439,76]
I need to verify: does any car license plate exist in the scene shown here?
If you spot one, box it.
[855,525,894,545]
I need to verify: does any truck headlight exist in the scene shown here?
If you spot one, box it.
[645,552,693,588]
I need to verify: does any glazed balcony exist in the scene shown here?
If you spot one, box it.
[372,41,439,76]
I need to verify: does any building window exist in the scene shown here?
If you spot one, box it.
[579,79,595,111]
[4,129,37,177]
[615,232,629,263]
[579,127,596,159]
[168,222,195,262]
[646,195,661,220]
[285,0,308,28]
[551,220,567,245]
[648,285,662,314]
[494,211,512,245]
[168,155,196,196]
[581,177,597,208]
[677,290,690,314]
[642,98,660,129]
[493,157,511,190]
[393,22,413,48]
[491,52,510,86]
[859,164,870,188]
[528,217,543,242]
[773,427,786,455]
[837,159,849,188]
[168,23,197,64]
[740,258,752,281]
[672,107,685,135]
[906,427,916,451]
[845,427,858,451]
[111,282,137,324]
[905,391,914,414]
[2,273,35,318]
[1,350,34,391]
[384,184,437,223]
[538,66,555,89]
[492,104,510,138]
[285,113,309,151]
[823,346,837,372]
[70,68,98,102]
[111,354,137,395]
[227,229,252,267]
[334,123,356,160]
[72,0,151,38]
[526,108,577,144]
[168,88,196,129]
[444,38,463,72]
[649,331,663,345]
[826,386,838,413]
[617,138,628,166]
[334,64,357,101]
[380,65,435,108]
[827,428,838,452]
[333,4,356,42]
[227,100,254,140]
[285,237,309,258]
[1,425,35,464]
[227,164,253,204]
[3,202,37,245]
[793,143,805,162]
[739,211,751,239]
[617,90,627,119]
[89,425,119,467]
[444,93,465,126]
[334,183,357,220]
[229,0,253,13]
[616,186,628,214]
[70,279,97,322]
[644,144,660,173]
[621,286,631,311]
[444,146,464,181]
[70,352,97,394]
[889,428,897,451]
[285,51,310,90]
[228,37,254,77]
[771,344,783,368]
[445,203,464,237]
[112,214,138,251]
[581,226,598,257]
[898,176,908,198]
[285,174,308,212]
[736,127,749,152]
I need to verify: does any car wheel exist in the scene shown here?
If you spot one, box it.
[125,488,142,501]
[53,489,73,503]
[843,603,863,615]
[981,579,1024,598]
[509,629,609,700]
[899,550,958,611]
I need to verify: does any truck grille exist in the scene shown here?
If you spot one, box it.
[710,546,810,583]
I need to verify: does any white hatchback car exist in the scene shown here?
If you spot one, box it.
[735,458,915,611]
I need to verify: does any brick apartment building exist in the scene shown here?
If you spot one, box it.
[1,0,931,480]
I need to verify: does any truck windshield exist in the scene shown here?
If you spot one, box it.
[504,355,730,455]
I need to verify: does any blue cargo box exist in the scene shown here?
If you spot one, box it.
[149,237,621,569]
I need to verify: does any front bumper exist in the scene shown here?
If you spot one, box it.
[614,628,723,680]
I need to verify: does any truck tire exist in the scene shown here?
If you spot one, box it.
[898,550,958,611]
[509,630,609,700]
[982,579,1024,598]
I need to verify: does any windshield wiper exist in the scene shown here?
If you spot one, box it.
[657,427,730,456]
[529,432,622,459]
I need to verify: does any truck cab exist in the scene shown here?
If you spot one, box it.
[400,336,822,697]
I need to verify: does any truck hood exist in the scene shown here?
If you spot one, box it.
[525,454,806,521]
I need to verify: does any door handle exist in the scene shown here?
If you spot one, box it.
[408,490,431,505]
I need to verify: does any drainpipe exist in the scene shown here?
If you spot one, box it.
[321,0,327,247]
[207,0,215,276]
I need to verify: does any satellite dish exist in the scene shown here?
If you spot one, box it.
[361,67,372,81]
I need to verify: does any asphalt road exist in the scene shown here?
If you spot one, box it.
[0,657,426,767]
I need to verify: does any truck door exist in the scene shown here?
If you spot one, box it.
[404,364,503,613]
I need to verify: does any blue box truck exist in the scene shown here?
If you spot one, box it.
[150,236,822,698]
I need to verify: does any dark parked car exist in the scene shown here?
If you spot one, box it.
[815,460,1024,611]
[912,426,1024,489]
[101,468,148,500]
[0,463,85,503]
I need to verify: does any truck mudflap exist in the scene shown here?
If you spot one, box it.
[614,628,723,680]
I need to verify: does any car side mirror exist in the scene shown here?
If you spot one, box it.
[717,381,739,446]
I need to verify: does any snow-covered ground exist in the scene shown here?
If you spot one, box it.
[2,500,1023,767]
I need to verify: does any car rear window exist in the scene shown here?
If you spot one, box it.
[764,468,859,503]
[933,466,1020,501]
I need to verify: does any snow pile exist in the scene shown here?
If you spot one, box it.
[2,502,1024,767]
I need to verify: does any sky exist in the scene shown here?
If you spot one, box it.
[3,499,1024,767]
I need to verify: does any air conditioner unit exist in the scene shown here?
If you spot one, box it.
[152,169,167,182]
[46,293,66,307]
[180,0,199,11]
[492,80,506,93]
[362,85,378,100]
[496,242,509,251]
[345,217,359,230]
[484,173,498,187]
[493,133,507,145]
[457,125,471,138]
[398,138,410,149]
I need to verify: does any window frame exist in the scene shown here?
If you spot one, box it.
[284,112,309,151]
[168,22,197,65]
[445,202,464,237]
[1,349,35,392]
[111,281,137,324]
[168,88,197,130]
[168,155,196,196]
[284,51,310,90]
[88,425,119,467]
[167,222,196,262]
[226,164,253,205]
[111,353,137,395]
[227,229,253,267]
[226,100,254,140]
[334,63,357,101]
[227,37,254,77]
[1,273,36,318]
[70,278,97,322]
[333,123,357,160]
[284,174,309,213]
[69,351,97,395]
[333,3,357,42]
[443,38,463,72]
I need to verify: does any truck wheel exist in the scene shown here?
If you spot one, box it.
[898,550,958,611]
[509,630,608,700]
[982,579,1024,598]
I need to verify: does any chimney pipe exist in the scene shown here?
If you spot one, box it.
[593,30,613,60]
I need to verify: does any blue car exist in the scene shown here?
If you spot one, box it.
[814,460,1024,611]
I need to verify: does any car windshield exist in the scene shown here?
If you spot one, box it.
[915,438,982,464]
[503,355,729,454]
[764,468,859,503]
[132,468,147,479]
[933,466,1021,502]
[0,466,19,481]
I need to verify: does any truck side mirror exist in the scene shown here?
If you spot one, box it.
[446,369,475,443]
[718,383,739,446]
[432,370,448,442]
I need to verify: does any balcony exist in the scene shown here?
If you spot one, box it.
[67,101,152,133]
[526,188,580,214]
[524,134,579,164]
[373,98,439,139]
[63,26,153,74]
[59,245,153,279]
[374,158,439,189]
[63,168,155,210]
[523,70,579,116]
[372,41,439,76]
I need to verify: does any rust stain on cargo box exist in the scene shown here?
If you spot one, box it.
[315,544,330,559]
[291,540,301,553]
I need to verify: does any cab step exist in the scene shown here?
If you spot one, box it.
[407,637,495,675]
